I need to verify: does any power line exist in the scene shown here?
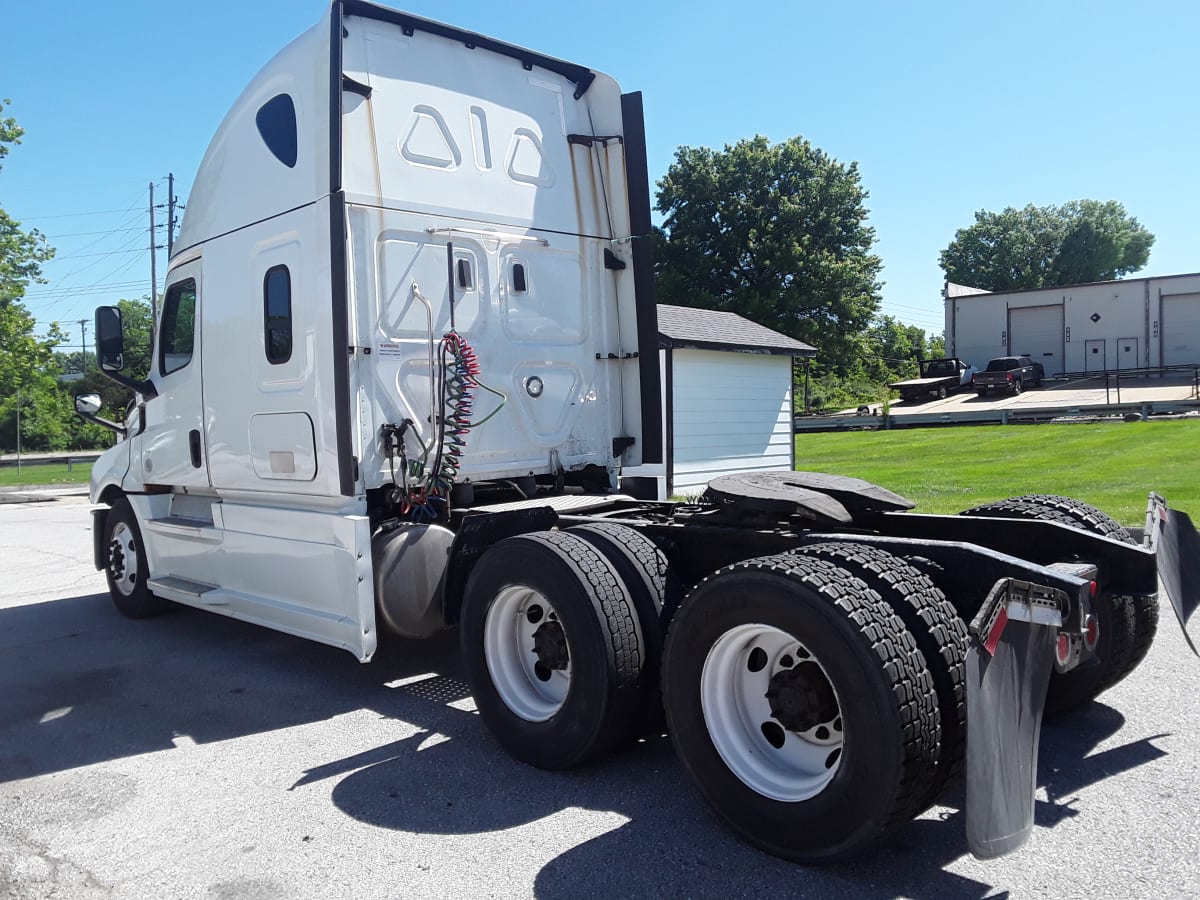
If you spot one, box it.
[43,225,149,239]
[48,247,152,262]
[25,279,146,297]
[19,205,145,221]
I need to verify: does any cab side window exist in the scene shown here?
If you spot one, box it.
[264,265,292,364]
[160,279,197,376]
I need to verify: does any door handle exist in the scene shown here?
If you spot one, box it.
[189,429,202,468]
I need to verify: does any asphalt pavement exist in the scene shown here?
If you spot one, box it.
[2,496,1199,899]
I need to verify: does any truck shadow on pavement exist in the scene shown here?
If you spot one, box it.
[0,592,1169,898]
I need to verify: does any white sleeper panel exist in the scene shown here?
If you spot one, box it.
[672,349,792,496]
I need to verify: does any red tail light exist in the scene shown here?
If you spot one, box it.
[1055,634,1072,666]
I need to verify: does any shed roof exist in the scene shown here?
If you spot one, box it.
[656,304,816,357]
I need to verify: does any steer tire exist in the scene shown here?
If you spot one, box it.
[959,497,1143,716]
[661,553,939,862]
[567,522,682,736]
[792,543,968,804]
[103,498,168,619]
[460,531,644,770]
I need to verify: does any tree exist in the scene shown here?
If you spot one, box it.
[654,135,883,374]
[1,99,62,451]
[939,200,1154,292]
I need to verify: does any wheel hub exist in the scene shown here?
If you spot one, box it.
[531,617,569,673]
[109,541,127,581]
[766,662,838,732]
[701,624,845,802]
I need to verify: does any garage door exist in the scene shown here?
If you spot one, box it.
[671,350,793,497]
[1162,293,1200,366]
[1009,305,1064,375]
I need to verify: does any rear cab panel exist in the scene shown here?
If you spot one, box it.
[339,6,650,489]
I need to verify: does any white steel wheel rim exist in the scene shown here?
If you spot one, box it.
[483,585,571,722]
[701,623,844,801]
[109,521,139,597]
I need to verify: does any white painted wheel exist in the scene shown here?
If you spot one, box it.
[701,623,843,801]
[109,520,139,597]
[483,585,571,722]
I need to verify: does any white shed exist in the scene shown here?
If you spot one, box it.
[945,273,1200,376]
[620,304,816,500]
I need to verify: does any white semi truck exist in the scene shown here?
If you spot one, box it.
[77,0,1199,863]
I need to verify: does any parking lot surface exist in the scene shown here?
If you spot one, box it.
[2,496,1199,899]
[887,372,1198,417]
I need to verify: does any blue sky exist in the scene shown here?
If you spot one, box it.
[3,0,1197,351]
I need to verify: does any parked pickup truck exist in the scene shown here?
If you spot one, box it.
[973,355,1045,396]
[889,357,976,402]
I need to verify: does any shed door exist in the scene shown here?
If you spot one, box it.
[1162,293,1200,366]
[1085,340,1106,372]
[1009,305,1064,375]
[671,350,793,496]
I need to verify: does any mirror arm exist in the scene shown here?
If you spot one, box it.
[99,369,158,399]
[75,408,127,437]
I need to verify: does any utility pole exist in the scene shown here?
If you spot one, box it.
[167,172,176,258]
[78,318,88,373]
[149,181,158,321]
[15,389,21,477]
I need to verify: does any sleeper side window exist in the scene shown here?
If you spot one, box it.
[264,265,292,364]
[256,94,298,168]
[159,279,196,376]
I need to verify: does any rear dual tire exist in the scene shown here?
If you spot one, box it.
[567,523,681,736]
[960,495,1157,716]
[792,543,968,805]
[460,530,648,770]
[662,553,939,861]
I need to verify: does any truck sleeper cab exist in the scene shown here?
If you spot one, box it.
[82,0,1200,865]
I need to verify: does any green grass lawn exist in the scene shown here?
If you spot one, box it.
[0,461,94,488]
[794,419,1200,525]
[3,421,1196,521]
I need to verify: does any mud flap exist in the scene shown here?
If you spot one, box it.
[1147,493,1200,656]
[965,579,1060,859]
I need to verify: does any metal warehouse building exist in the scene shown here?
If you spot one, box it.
[945,273,1200,376]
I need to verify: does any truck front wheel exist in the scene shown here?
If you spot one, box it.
[460,531,644,770]
[103,498,168,619]
[661,553,938,861]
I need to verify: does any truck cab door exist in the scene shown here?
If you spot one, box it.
[138,262,209,489]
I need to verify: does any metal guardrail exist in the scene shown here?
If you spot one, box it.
[794,399,1200,433]
[0,452,101,471]
[1051,365,1200,404]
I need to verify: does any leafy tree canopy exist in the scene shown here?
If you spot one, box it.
[653,135,883,374]
[939,200,1154,292]
[1,100,57,390]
